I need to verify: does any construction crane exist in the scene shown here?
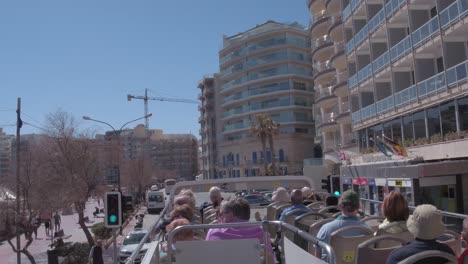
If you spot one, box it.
[127,88,199,129]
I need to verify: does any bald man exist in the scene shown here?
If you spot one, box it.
[279,189,309,222]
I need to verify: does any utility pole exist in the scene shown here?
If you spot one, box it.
[16,97,21,264]
[127,88,198,129]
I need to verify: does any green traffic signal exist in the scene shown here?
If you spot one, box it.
[334,191,340,196]
[110,214,117,223]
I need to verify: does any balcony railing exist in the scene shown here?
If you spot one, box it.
[317,86,334,100]
[348,74,358,89]
[339,101,350,114]
[375,96,394,114]
[303,158,324,166]
[337,70,348,83]
[312,35,331,50]
[357,63,373,83]
[352,110,361,123]
[361,104,376,120]
[313,60,332,72]
[372,51,390,74]
[368,8,385,34]
[385,0,406,18]
[394,84,417,107]
[389,35,412,62]
[446,60,468,86]
[412,16,439,47]
[418,71,446,98]
[440,0,468,29]
[354,25,369,48]
[345,38,355,54]
[343,4,352,21]
[334,41,345,53]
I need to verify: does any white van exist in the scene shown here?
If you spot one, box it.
[146,191,164,214]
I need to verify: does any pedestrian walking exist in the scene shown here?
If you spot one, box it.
[53,211,61,232]
[88,239,104,264]
[44,219,51,237]
[97,198,100,207]
[31,217,40,239]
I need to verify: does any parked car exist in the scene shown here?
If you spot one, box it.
[243,194,271,206]
[119,229,151,263]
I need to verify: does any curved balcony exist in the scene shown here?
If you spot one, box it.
[328,15,344,42]
[311,35,334,62]
[336,101,351,124]
[312,60,335,85]
[326,0,341,14]
[308,0,326,16]
[330,41,346,70]
[332,71,348,97]
[310,14,331,39]
[316,112,339,132]
[316,86,338,108]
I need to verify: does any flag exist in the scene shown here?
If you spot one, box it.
[384,136,408,157]
[373,138,393,157]
[336,149,350,161]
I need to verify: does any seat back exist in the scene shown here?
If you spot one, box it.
[308,218,335,253]
[268,203,290,237]
[318,206,341,218]
[292,212,328,250]
[307,202,325,211]
[356,235,407,264]
[284,208,311,240]
[266,202,288,221]
[174,239,262,264]
[396,250,457,264]
[330,225,374,264]
[359,216,384,231]
[437,230,462,256]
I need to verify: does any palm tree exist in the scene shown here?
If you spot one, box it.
[251,113,280,175]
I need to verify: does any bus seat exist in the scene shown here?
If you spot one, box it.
[308,218,334,254]
[332,212,342,218]
[396,250,458,264]
[356,235,407,264]
[294,213,328,251]
[268,204,290,238]
[173,239,262,264]
[359,216,384,231]
[318,206,341,218]
[329,225,374,264]
[307,202,325,211]
[375,223,414,247]
[284,209,311,241]
[266,202,288,221]
[437,230,462,256]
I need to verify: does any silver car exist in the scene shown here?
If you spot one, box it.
[119,229,152,263]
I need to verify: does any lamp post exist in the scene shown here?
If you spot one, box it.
[82,114,152,191]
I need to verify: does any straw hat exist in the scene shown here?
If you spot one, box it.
[407,204,445,240]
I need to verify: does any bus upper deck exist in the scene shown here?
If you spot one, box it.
[125,176,467,264]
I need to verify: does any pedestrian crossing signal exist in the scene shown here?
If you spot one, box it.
[105,192,122,228]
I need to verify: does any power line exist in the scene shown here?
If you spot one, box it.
[22,112,44,127]
[22,121,50,133]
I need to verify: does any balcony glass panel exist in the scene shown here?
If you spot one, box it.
[352,110,361,123]
[418,71,446,97]
[440,1,460,28]
[446,60,468,86]
[361,104,376,120]
[368,9,385,33]
[357,63,373,83]
[412,16,439,47]
[389,35,411,62]
[348,74,358,89]
[343,4,352,21]
[394,85,417,106]
[345,38,354,54]
[385,0,406,18]
[372,51,390,74]
[376,96,394,113]
[354,25,369,48]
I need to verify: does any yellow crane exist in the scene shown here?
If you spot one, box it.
[127,88,198,129]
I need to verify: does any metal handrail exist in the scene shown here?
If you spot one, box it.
[166,220,336,264]
[124,204,169,264]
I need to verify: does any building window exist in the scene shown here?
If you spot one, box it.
[440,101,456,136]
[403,115,414,142]
[279,149,284,162]
[223,156,226,166]
[413,110,426,139]
[427,106,441,137]
[293,81,306,90]
[458,97,468,131]
[267,151,271,163]
[236,153,240,166]
[252,152,257,163]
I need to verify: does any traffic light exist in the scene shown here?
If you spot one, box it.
[105,191,122,228]
[122,195,134,214]
[331,176,341,196]
[321,175,331,193]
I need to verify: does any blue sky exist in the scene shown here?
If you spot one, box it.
[0,0,310,137]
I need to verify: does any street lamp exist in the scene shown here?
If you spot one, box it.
[82,114,152,191]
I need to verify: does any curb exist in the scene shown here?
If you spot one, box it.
[104,205,143,249]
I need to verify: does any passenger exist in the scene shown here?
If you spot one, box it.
[209,186,223,210]
[459,218,468,264]
[386,204,454,264]
[316,189,369,260]
[174,192,196,210]
[301,186,314,205]
[279,189,309,222]
[205,197,274,263]
[324,195,340,213]
[271,187,290,203]
[179,189,196,207]
[377,191,409,234]
[170,204,194,222]
[160,218,194,263]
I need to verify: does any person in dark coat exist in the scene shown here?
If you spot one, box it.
[88,239,104,264]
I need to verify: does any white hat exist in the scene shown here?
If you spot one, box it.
[407,204,445,240]
[272,187,290,203]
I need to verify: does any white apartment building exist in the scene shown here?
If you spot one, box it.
[341,0,468,214]
[308,0,357,174]
[214,21,317,178]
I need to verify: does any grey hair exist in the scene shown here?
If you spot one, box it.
[209,186,221,196]
[220,197,250,221]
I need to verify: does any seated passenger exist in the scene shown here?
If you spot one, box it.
[170,204,194,222]
[324,195,340,213]
[175,191,196,210]
[459,218,468,264]
[271,187,290,203]
[279,189,309,222]
[200,186,223,220]
[386,204,455,264]
[160,218,194,263]
[378,191,409,234]
[205,197,274,263]
[316,189,369,260]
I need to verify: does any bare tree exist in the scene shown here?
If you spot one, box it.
[121,154,153,202]
[44,110,100,246]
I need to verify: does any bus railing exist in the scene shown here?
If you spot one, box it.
[166,220,335,264]
[124,203,169,264]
